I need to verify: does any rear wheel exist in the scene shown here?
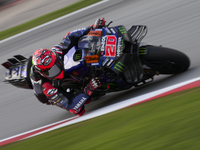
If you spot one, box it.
[141,46,190,74]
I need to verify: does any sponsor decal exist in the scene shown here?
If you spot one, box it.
[74,54,82,61]
[91,63,99,66]
[102,57,109,66]
[101,51,104,55]
[110,28,116,34]
[101,36,106,53]
[117,37,123,57]
[105,27,111,34]
[56,98,61,103]
[47,88,58,96]
[33,49,51,67]
[114,61,125,72]
[42,56,52,66]
[85,55,99,64]
[139,47,147,55]
[118,26,127,34]
[73,97,87,110]
[34,49,54,66]
[51,94,59,100]
[107,59,115,67]
[88,30,102,36]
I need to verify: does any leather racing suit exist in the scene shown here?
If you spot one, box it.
[30,18,105,116]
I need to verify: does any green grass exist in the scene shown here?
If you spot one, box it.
[1,87,200,150]
[0,0,101,40]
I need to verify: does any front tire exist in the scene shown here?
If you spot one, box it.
[142,46,190,74]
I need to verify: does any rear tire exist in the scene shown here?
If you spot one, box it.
[142,46,190,74]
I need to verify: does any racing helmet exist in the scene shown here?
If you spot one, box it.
[32,48,64,80]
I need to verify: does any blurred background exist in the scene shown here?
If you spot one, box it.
[0,0,18,6]
[0,0,80,31]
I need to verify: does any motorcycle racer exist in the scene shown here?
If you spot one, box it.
[30,18,106,116]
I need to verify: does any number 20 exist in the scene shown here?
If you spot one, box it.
[104,35,117,57]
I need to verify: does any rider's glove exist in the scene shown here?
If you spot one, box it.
[91,18,106,29]
[84,77,101,96]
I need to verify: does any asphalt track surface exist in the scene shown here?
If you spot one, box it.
[0,0,200,140]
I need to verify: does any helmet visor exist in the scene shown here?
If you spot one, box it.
[39,58,63,79]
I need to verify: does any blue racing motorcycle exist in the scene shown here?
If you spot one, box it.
[2,22,190,104]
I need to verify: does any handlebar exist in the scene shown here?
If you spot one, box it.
[105,21,113,27]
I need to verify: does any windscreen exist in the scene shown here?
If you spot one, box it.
[78,35,101,54]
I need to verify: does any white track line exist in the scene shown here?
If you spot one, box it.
[1,76,200,145]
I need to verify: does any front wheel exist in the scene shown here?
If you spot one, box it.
[141,46,190,74]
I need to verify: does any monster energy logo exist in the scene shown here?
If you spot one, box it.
[74,54,81,61]
[117,37,123,57]
[118,27,127,34]
[139,47,147,55]
[114,61,125,72]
